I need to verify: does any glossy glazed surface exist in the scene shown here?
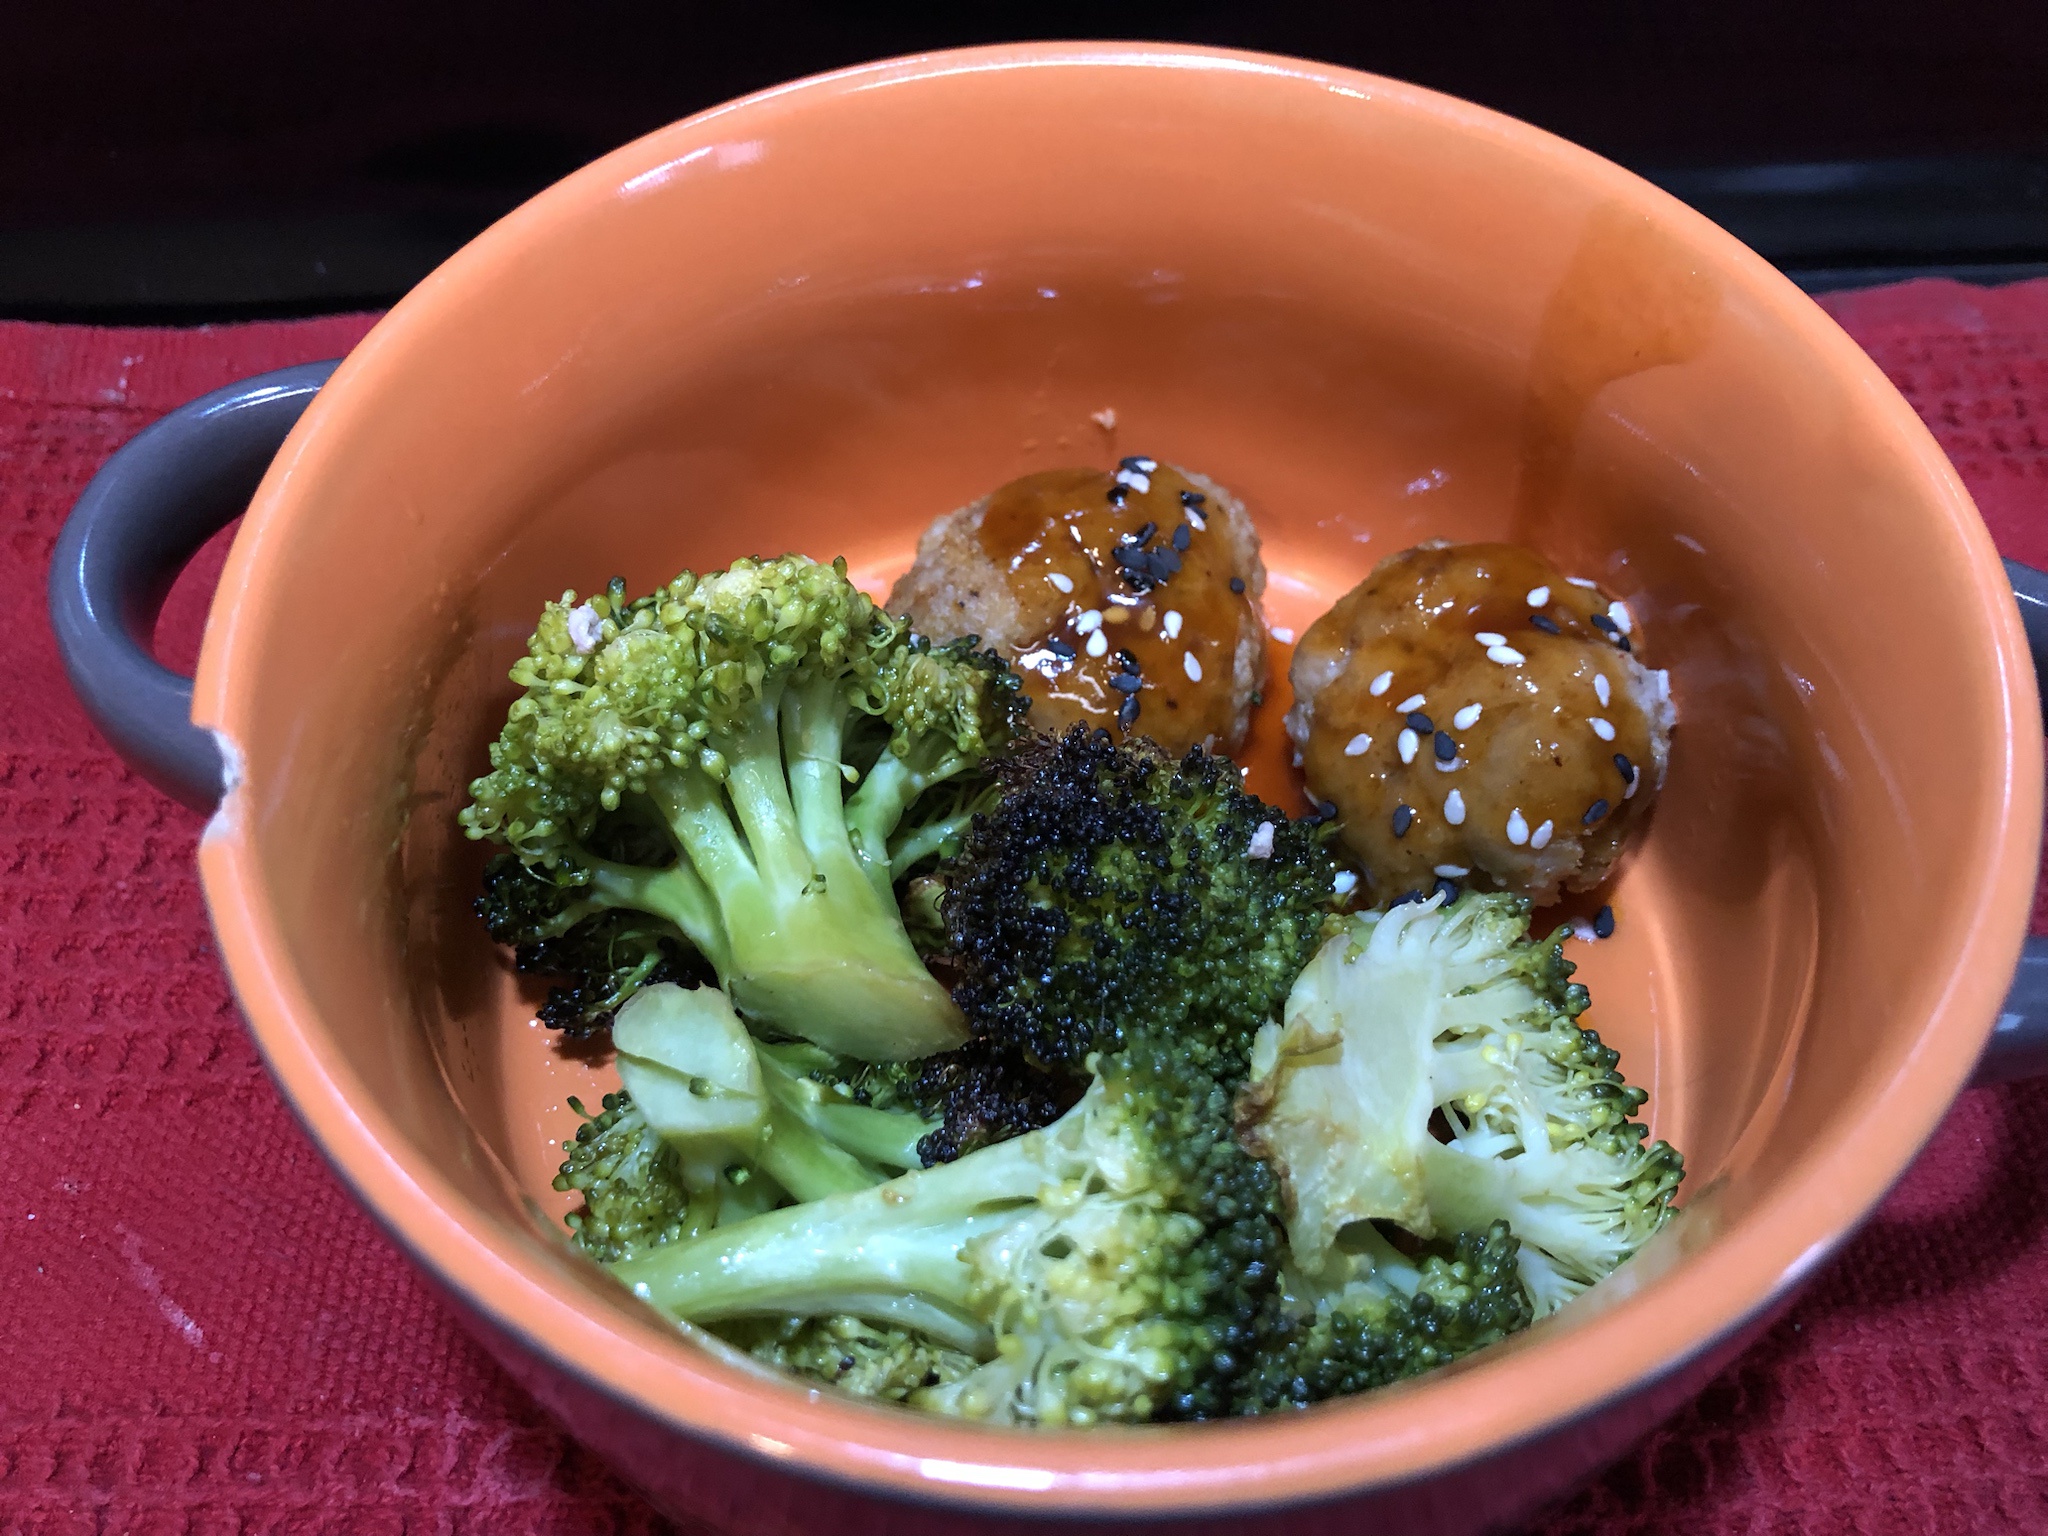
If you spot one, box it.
[186,43,2039,1530]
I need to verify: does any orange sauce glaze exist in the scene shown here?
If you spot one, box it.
[973,462,1258,753]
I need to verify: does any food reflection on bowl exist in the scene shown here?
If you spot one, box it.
[156,41,2035,1536]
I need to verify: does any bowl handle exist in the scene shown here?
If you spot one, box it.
[1976,559,2048,1086]
[46,360,340,812]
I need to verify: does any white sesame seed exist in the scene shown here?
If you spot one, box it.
[1608,600,1633,636]
[1246,821,1276,859]
[1568,576,1599,589]
[1047,572,1074,594]
[1161,609,1183,639]
[1397,729,1419,764]
[1594,674,1611,707]
[1453,703,1483,730]
[1292,751,1304,768]
[1589,717,1616,742]
[1085,629,1109,658]
[1369,670,1393,697]
[1434,864,1469,877]
[1183,651,1203,682]
[1186,509,1207,531]
[1075,609,1103,634]
[1395,693,1426,713]
[1625,771,1640,800]
[1433,756,1463,773]
[1475,631,1506,646]
[1115,467,1152,493]
[1487,644,1526,666]
[1506,808,1529,846]
[1443,789,1467,825]
[1530,819,1554,850]
[1526,586,1550,607]
[1271,626,1295,644]
[1128,457,1158,472]
[1332,870,1359,896]
[1344,733,1373,757]
[1571,918,1598,942]
[566,603,603,654]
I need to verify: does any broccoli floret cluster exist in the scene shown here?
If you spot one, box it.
[464,557,1024,1061]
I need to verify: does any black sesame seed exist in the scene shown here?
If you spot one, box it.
[1393,888,1427,906]
[1151,545,1182,578]
[1590,612,1617,633]
[1117,648,1138,669]
[1433,877,1460,905]
[1434,730,1457,761]
[1229,576,1246,594]
[1109,672,1143,693]
[1583,798,1611,825]
[1132,521,1157,546]
[1046,638,1076,659]
[1172,523,1192,551]
[1118,693,1141,728]
[1181,489,1207,507]
[1119,455,1152,471]
[1406,711,1433,733]
[1530,613,1561,634]
[838,1355,856,1373]
[1108,485,1128,508]
[1617,636,1633,653]
[1593,904,1615,939]
[1392,804,1415,838]
[1613,752,1635,782]
[1304,799,1339,826]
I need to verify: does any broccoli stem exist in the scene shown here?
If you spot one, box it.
[758,1046,936,1171]
[564,722,964,1061]
[609,1119,1052,1346]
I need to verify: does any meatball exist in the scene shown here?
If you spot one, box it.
[889,460,1267,756]
[1287,543,1673,903]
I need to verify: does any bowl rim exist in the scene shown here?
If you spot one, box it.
[190,39,2043,1516]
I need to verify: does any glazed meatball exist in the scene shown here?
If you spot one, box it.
[1287,543,1673,903]
[889,460,1267,756]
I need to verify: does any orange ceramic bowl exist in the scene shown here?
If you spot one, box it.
[158,42,2038,1535]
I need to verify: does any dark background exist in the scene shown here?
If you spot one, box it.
[4,0,2045,319]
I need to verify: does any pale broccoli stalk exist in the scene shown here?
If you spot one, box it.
[555,984,938,1259]
[1236,892,1683,1316]
[461,556,1025,1060]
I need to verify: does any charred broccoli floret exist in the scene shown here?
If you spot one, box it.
[462,556,1025,1060]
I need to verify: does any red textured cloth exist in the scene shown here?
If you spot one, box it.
[5,283,2048,1535]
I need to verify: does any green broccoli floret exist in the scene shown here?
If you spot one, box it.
[461,557,1024,1060]
[1235,892,1683,1316]
[604,731,1343,1424]
[1233,1222,1533,1411]
[551,983,937,1260]
[713,1314,980,1402]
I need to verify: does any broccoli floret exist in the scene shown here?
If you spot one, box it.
[1233,1222,1533,1412]
[880,1037,1086,1165]
[605,732,1342,1424]
[945,727,1342,1080]
[1235,892,1683,1316]
[714,1314,980,1402]
[479,854,711,1036]
[461,557,1025,1060]
[552,984,937,1260]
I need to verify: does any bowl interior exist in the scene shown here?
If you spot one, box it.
[191,46,2034,1514]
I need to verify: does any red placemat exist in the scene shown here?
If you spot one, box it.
[5,282,2047,1535]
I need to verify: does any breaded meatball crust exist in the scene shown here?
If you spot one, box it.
[1287,542,1672,903]
[888,460,1267,755]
